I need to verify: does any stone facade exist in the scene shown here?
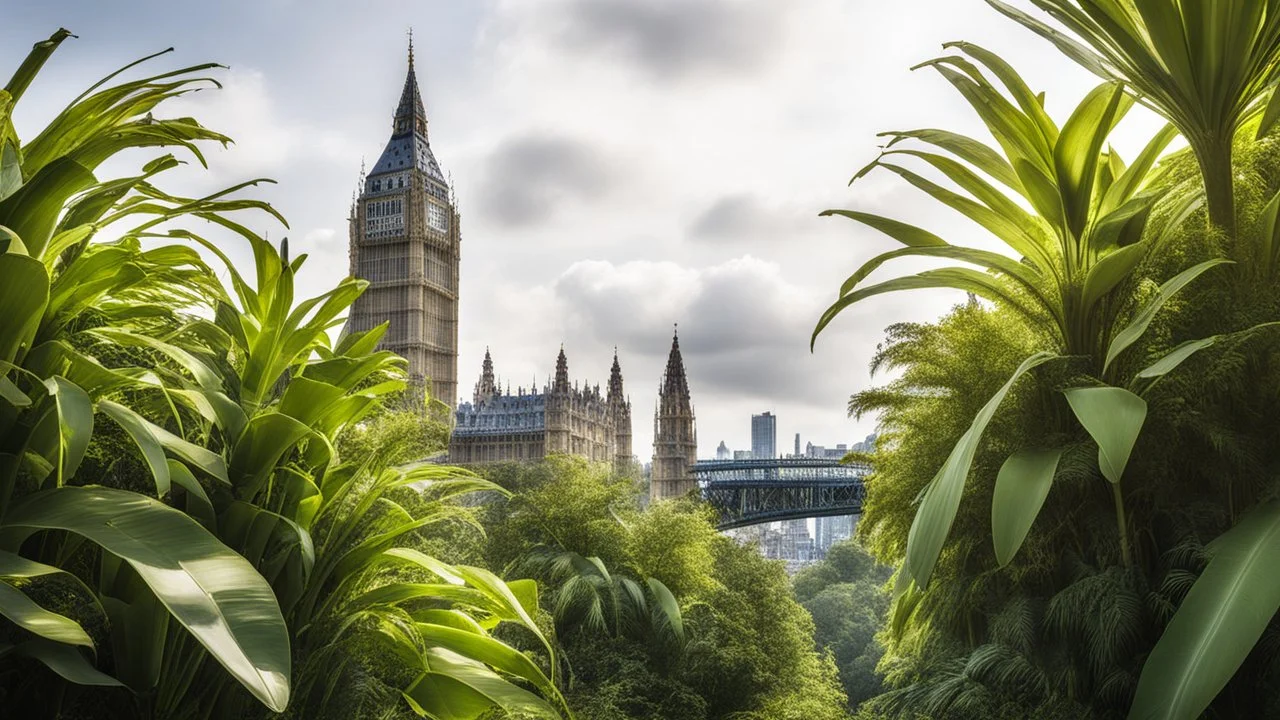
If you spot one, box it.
[651,328,698,502]
[345,40,461,408]
[450,347,634,470]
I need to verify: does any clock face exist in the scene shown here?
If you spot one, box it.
[428,202,449,232]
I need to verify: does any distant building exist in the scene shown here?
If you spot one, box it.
[805,441,850,460]
[794,433,800,457]
[652,328,698,502]
[751,411,777,460]
[345,39,460,408]
[733,450,754,461]
[815,515,856,554]
[716,441,731,460]
[851,433,878,454]
[449,347,633,469]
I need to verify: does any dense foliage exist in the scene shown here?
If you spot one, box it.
[479,456,851,720]
[0,30,565,720]
[815,2,1280,719]
[793,539,893,710]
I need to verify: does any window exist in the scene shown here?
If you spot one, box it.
[364,198,404,239]
[427,202,449,232]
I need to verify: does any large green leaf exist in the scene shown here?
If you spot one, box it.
[98,400,170,496]
[1,486,290,711]
[647,577,684,644]
[0,252,48,365]
[1064,386,1146,484]
[1129,501,1280,720]
[416,623,558,703]
[991,448,1065,567]
[1,638,122,687]
[1054,82,1132,236]
[1104,259,1232,373]
[402,648,560,720]
[42,376,92,484]
[0,549,96,650]
[905,351,1056,588]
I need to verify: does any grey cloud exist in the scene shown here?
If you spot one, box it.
[478,134,614,226]
[550,258,866,409]
[551,0,783,80]
[689,193,796,244]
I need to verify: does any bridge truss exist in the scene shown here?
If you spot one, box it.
[692,458,869,530]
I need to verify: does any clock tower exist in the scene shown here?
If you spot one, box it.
[346,37,461,409]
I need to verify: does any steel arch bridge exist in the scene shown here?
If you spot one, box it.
[693,457,869,530]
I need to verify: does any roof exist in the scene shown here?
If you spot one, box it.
[368,39,446,184]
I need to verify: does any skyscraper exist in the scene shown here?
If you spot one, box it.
[346,38,461,408]
[751,411,777,460]
[652,327,697,502]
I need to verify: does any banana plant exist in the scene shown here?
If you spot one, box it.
[289,466,571,720]
[0,29,294,715]
[810,44,1232,591]
[133,231,570,718]
[986,0,1280,232]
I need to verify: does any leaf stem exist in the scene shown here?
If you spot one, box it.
[1112,482,1132,567]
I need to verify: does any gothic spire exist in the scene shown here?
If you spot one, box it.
[393,32,428,139]
[553,345,570,393]
[608,347,625,406]
[659,326,690,401]
[473,346,497,405]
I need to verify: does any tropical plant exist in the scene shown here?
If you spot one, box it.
[987,0,1280,232]
[0,28,293,717]
[818,6,1280,719]
[811,41,1227,591]
[0,28,570,720]
[153,230,569,718]
[513,546,685,655]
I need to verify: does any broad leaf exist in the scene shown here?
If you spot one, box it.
[1064,386,1147,484]
[1104,259,1231,374]
[992,448,1065,566]
[1,486,290,711]
[1129,501,1280,720]
[905,351,1056,588]
[402,648,559,720]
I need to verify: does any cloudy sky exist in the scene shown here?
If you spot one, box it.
[4,0,1165,461]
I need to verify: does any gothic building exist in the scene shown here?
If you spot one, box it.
[449,347,634,470]
[345,39,461,408]
[651,328,698,502]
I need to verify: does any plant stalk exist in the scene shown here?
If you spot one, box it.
[1111,482,1132,568]
[1194,135,1237,234]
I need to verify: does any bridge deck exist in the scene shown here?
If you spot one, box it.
[692,458,868,529]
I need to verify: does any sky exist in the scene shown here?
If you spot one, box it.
[3,0,1167,462]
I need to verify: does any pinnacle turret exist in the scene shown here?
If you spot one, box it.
[607,348,625,406]
[393,32,428,139]
[473,347,497,405]
[652,325,697,503]
[553,345,570,393]
[659,326,690,401]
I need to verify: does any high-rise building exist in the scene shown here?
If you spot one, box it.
[652,327,697,502]
[751,411,777,460]
[450,347,633,469]
[346,39,461,408]
[794,432,800,458]
[716,441,731,460]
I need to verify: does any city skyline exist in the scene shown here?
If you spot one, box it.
[3,0,1169,461]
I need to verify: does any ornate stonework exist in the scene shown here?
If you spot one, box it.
[651,328,698,502]
[345,39,460,408]
[450,347,634,471]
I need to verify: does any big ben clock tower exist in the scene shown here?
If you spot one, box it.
[345,37,461,409]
